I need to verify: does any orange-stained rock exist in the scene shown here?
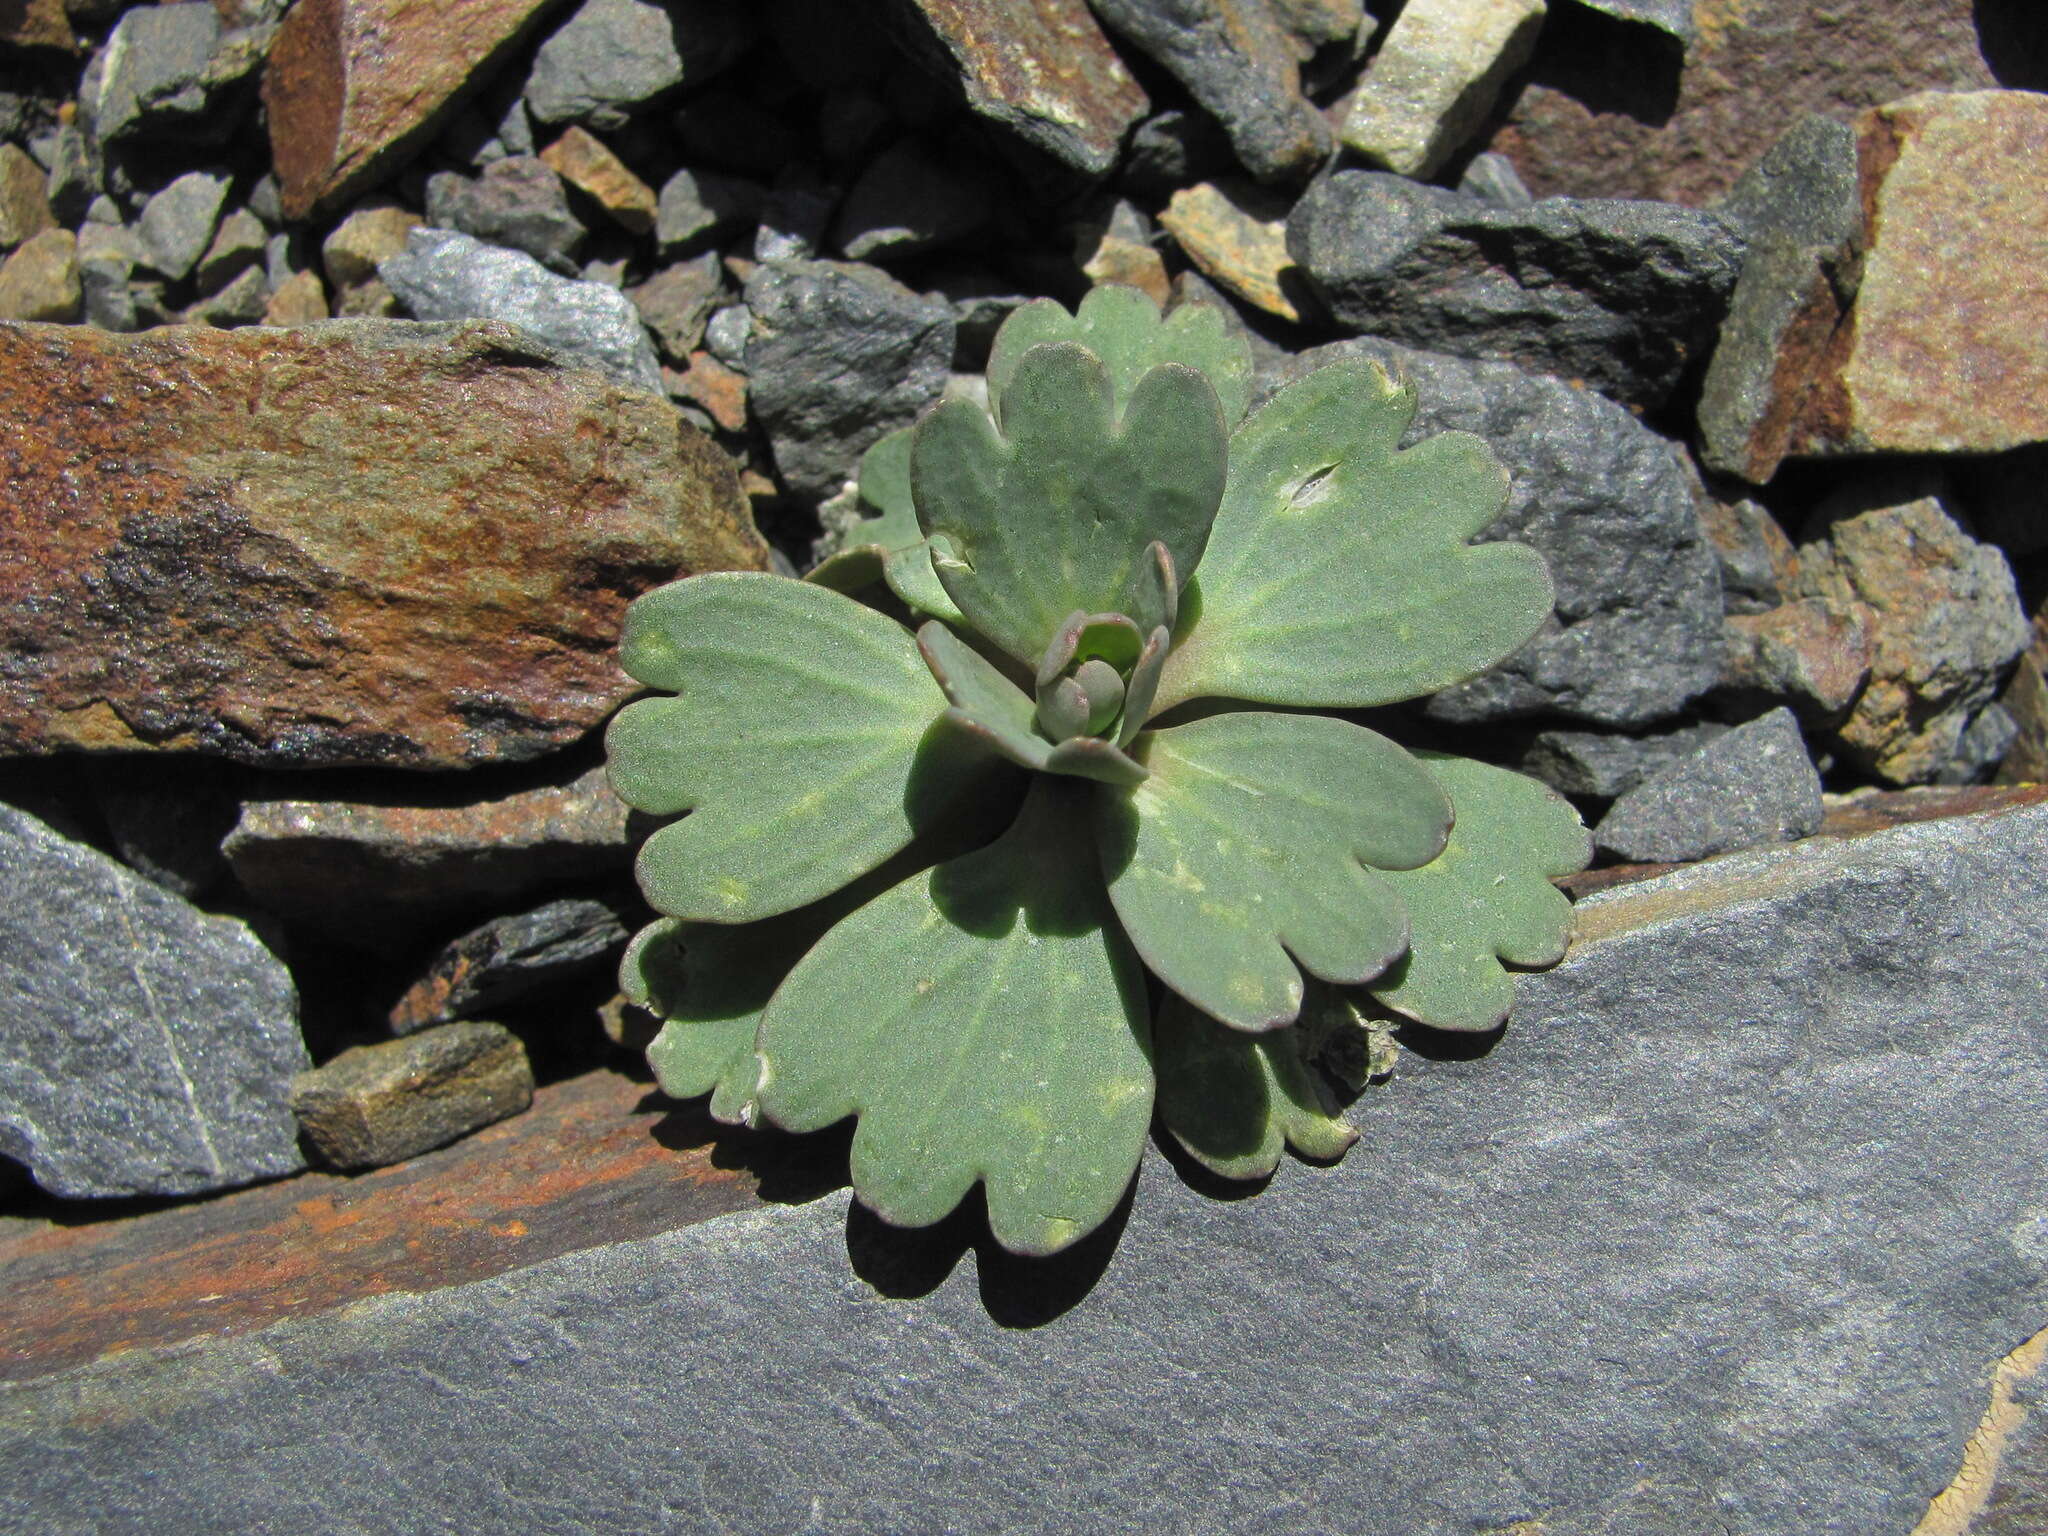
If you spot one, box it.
[539,125,657,234]
[0,318,767,768]
[264,0,565,220]
[0,0,74,51]
[1159,179,1306,322]
[671,349,747,433]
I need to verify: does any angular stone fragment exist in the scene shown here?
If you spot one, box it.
[388,898,630,1034]
[195,208,270,295]
[261,268,329,324]
[380,226,662,391]
[1695,114,1863,484]
[1700,494,1797,615]
[1595,706,1824,862]
[1455,149,1532,206]
[0,230,77,323]
[744,257,953,502]
[1996,651,2048,787]
[223,765,638,945]
[1520,720,1726,801]
[42,126,99,228]
[1792,91,2048,459]
[185,265,271,328]
[1491,0,2004,205]
[1260,337,1723,727]
[626,252,720,361]
[1721,596,1875,721]
[264,0,561,220]
[0,145,54,254]
[291,1021,533,1169]
[538,125,657,234]
[1158,178,1304,323]
[524,0,742,129]
[91,2,231,147]
[671,350,746,433]
[1565,0,1692,41]
[0,803,306,1198]
[1288,170,1742,409]
[1791,484,2030,783]
[1340,0,1545,179]
[10,795,2048,1534]
[833,140,989,263]
[320,203,418,292]
[653,167,762,255]
[0,320,763,767]
[1090,0,1330,185]
[885,0,1148,178]
[423,155,585,270]
[136,170,229,282]
[0,0,74,51]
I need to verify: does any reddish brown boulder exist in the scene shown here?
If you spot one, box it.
[264,0,564,220]
[0,319,765,768]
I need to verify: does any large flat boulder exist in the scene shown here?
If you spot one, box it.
[0,319,765,768]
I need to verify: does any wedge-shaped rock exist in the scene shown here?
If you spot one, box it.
[988,283,1254,426]
[0,319,763,768]
[609,574,987,924]
[911,340,1226,664]
[1154,986,1358,1182]
[1100,712,1450,1030]
[1157,359,1549,715]
[754,782,1153,1256]
[1368,754,1587,1031]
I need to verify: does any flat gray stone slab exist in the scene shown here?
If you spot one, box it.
[6,802,2048,1533]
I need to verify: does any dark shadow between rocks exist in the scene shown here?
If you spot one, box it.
[1978,0,2048,90]
[1508,1,1685,127]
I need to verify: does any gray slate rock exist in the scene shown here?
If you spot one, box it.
[379,226,662,392]
[1595,706,1823,861]
[526,0,744,129]
[136,170,229,282]
[744,257,953,502]
[1520,719,1727,801]
[43,125,100,227]
[654,167,763,254]
[834,140,990,262]
[90,1,218,144]
[1455,149,1533,207]
[423,156,585,271]
[9,801,2048,1533]
[1288,169,1744,410]
[1565,0,1695,41]
[0,804,305,1198]
[291,1021,533,1169]
[752,170,838,263]
[627,251,722,361]
[388,897,630,1034]
[1260,337,1724,727]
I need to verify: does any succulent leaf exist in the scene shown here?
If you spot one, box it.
[1120,541,1178,638]
[1117,626,1171,748]
[610,574,986,923]
[988,284,1254,427]
[805,429,964,624]
[911,341,1227,665]
[1043,734,1149,787]
[1153,361,1553,716]
[754,779,1155,1257]
[1368,753,1591,1032]
[1154,987,1358,1181]
[1097,711,1452,1031]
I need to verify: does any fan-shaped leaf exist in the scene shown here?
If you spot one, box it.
[1097,711,1451,1031]
[988,283,1254,426]
[1369,753,1590,1031]
[754,780,1154,1256]
[624,918,771,1124]
[805,429,963,624]
[1154,360,1553,716]
[1154,986,1358,1181]
[609,574,985,923]
[911,341,1226,664]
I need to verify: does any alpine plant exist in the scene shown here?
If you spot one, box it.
[607,286,1590,1256]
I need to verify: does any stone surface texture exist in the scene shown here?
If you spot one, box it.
[1792,91,2048,460]
[388,897,629,1033]
[1519,719,1726,801]
[1569,0,1692,40]
[1288,169,1742,409]
[1088,0,1331,185]
[1157,178,1303,322]
[222,765,638,946]
[6,797,2048,1533]
[0,804,306,1198]
[1594,705,1824,861]
[0,319,762,767]
[1260,338,1723,727]
[628,252,720,360]
[91,2,235,147]
[743,257,954,502]
[136,170,229,281]
[0,230,78,323]
[524,0,744,129]
[1721,596,1876,722]
[1792,486,2029,784]
[379,226,663,390]
[263,0,561,219]
[883,0,1148,178]
[423,155,585,270]
[0,145,55,253]
[1491,0,2006,206]
[1340,0,1545,179]
[291,1020,533,1169]
[539,125,657,233]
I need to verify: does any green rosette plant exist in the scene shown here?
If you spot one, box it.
[609,286,1591,1256]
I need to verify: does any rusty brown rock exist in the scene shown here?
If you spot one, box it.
[264,0,566,220]
[0,0,75,50]
[223,763,641,945]
[539,124,657,234]
[671,349,746,433]
[1159,178,1307,323]
[1721,596,1875,721]
[291,1021,534,1169]
[260,268,330,324]
[1079,234,1170,308]
[0,145,54,254]
[0,319,765,768]
[1491,0,2003,206]
[1995,651,2048,787]
[885,0,1148,178]
[1790,91,2048,459]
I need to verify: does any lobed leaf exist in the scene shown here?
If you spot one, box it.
[1154,986,1357,1182]
[805,429,964,624]
[988,283,1254,427]
[1368,753,1591,1032]
[609,574,984,924]
[1153,360,1553,716]
[624,918,772,1124]
[754,779,1154,1256]
[911,340,1226,665]
[1097,711,1451,1031]
[917,619,1049,771]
